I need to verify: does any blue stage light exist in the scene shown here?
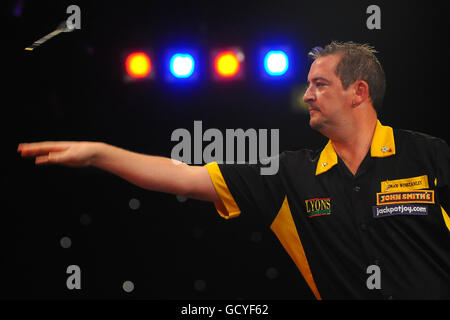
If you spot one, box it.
[170,53,195,78]
[264,51,289,76]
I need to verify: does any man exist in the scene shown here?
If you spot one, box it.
[18,41,450,299]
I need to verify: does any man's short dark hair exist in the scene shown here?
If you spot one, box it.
[308,41,386,114]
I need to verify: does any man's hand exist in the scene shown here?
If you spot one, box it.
[17,141,100,167]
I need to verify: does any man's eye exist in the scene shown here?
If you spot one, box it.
[316,82,325,87]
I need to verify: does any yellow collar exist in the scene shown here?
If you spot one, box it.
[315,120,396,175]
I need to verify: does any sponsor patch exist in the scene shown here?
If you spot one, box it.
[372,204,428,218]
[376,190,434,205]
[305,197,331,218]
[380,175,429,192]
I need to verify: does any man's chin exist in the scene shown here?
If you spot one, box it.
[309,117,324,131]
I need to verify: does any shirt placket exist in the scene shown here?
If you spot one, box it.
[338,155,385,298]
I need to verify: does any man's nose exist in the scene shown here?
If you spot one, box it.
[303,86,314,104]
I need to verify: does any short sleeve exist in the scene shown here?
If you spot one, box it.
[204,154,286,223]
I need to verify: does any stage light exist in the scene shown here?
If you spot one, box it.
[215,52,239,77]
[258,46,293,81]
[213,49,244,79]
[264,51,289,76]
[170,53,195,78]
[125,52,152,79]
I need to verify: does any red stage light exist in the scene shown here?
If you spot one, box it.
[125,52,152,78]
[214,51,241,78]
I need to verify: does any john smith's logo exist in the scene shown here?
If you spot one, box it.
[305,198,331,218]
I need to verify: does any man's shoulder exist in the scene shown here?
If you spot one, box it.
[394,128,449,161]
[394,128,449,148]
[279,148,323,167]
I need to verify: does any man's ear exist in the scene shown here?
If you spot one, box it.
[352,80,370,107]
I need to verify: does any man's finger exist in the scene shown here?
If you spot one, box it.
[18,143,70,156]
[35,155,49,165]
[18,141,72,150]
[21,147,67,157]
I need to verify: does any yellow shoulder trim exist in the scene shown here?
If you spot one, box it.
[204,162,241,219]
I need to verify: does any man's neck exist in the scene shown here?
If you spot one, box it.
[328,113,378,176]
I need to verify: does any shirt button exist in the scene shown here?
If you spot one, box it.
[353,186,361,192]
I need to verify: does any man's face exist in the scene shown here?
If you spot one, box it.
[303,54,354,132]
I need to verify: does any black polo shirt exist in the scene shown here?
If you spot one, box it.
[205,121,450,300]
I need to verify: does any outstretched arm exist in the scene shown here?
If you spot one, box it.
[17,141,220,202]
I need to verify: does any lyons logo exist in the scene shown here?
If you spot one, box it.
[305,198,331,218]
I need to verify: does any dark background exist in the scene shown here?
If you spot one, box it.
[2,0,448,299]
